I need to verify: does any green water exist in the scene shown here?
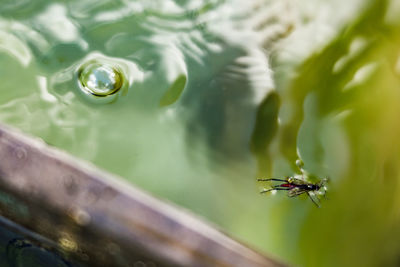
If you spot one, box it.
[1,0,400,266]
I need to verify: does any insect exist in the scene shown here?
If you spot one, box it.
[257,176,328,207]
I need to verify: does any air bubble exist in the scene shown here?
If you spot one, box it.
[74,52,143,104]
[78,62,123,97]
[14,147,27,160]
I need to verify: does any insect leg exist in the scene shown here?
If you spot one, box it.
[307,192,320,208]
[257,178,288,182]
[260,188,289,194]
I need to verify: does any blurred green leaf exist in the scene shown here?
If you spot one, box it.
[273,0,400,266]
[159,74,187,107]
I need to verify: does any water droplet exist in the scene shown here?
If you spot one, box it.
[63,175,79,196]
[69,208,91,226]
[58,234,78,252]
[14,146,27,160]
[78,62,123,97]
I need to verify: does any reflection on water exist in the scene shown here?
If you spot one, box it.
[4,0,398,266]
[0,0,294,262]
[0,217,82,266]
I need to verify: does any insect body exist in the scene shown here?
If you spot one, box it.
[257,177,327,207]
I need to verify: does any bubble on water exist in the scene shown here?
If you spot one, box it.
[75,52,143,104]
[79,62,123,96]
[14,146,27,160]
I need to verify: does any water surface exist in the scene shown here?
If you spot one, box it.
[2,0,400,266]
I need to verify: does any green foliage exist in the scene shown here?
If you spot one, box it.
[272,0,400,265]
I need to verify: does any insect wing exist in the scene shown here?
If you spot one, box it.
[288,177,307,185]
[307,191,321,207]
[287,187,307,197]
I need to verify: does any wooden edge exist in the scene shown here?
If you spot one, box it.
[0,124,285,267]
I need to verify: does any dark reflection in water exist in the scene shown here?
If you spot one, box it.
[0,0,291,168]
[0,221,82,267]
[183,45,275,164]
[250,92,280,177]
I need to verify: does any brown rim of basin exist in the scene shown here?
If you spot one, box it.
[0,123,285,267]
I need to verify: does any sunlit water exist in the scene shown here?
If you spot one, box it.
[2,0,399,266]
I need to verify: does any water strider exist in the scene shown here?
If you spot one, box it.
[257,176,328,207]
